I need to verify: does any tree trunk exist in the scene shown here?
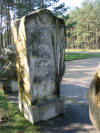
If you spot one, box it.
[7,2,11,46]
[96,28,98,48]
[86,21,89,49]
[0,2,3,49]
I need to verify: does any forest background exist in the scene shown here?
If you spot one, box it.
[0,0,100,50]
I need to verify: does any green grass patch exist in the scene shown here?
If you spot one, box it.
[0,90,39,133]
[65,52,100,61]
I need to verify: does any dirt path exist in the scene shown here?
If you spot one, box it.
[61,58,100,105]
[41,58,100,133]
[60,58,100,133]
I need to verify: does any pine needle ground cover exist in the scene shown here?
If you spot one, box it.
[0,90,39,133]
[65,51,100,61]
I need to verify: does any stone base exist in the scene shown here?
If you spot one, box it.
[23,98,64,124]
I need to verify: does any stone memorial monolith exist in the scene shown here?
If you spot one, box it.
[88,64,100,132]
[11,9,66,123]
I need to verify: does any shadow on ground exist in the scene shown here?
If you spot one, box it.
[37,84,95,133]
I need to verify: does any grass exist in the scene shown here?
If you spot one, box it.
[0,90,39,133]
[65,52,100,61]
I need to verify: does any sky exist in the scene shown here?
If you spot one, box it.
[63,0,84,9]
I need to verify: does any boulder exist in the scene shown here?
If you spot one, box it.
[12,9,66,123]
[88,64,100,132]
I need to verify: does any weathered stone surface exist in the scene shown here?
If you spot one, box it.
[23,98,64,123]
[12,9,66,123]
[88,65,100,132]
[0,45,18,93]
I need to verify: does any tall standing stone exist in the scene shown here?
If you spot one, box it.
[12,9,66,123]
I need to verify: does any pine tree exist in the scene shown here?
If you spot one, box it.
[65,0,100,49]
